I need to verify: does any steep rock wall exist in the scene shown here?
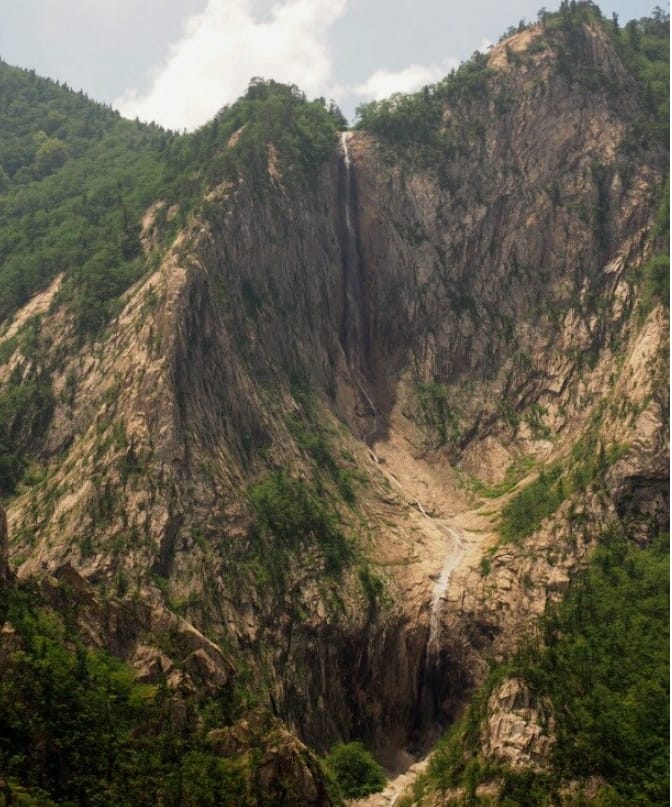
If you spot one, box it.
[1,19,667,760]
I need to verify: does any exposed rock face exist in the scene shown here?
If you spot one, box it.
[208,712,338,806]
[39,564,236,697]
[483,678,555,770]
[0,505,10,588]
[0,17,667,769]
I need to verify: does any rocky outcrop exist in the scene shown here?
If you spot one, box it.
[483,678,555,770]
[39,564,236,697]
[0,505,9,588]
[208,711,338,806]
[0,15,667,771]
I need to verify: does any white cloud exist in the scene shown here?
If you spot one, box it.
[113,0,494,130]
[351,37,496,105]
[351,58,459,101]
[115,0,347,130]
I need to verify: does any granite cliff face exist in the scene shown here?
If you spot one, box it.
[0,505,10,587]
[0,11,668,789]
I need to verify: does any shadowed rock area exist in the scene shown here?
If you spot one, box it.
[0,6,668,804]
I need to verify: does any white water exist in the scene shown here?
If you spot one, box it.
[363,444,465,653]
[355,375,379,449]
[427,524,464,651]
[340,131,354,235]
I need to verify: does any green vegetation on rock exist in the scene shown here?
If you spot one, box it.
[0,67,342,337]
[0,581,339,807]
[407,530,669,807]
[499,432,626,542]
[250,471,353,581]
[356,1,669,171]
[416,382,460,448]
[0,352,54,496]
[0,584,240,806]
[324,741,386,799]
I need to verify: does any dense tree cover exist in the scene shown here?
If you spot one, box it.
[324,742,386,799]
[612,7,670,154]
[0,581,349,806]
[521,531,669,805]
[406,530,669,807]
[0,67,342,336]
[0,583,249,806]
[355,3,669,162]
[171,79,343,193]
[0,60,170,332]
[355,52,492,147]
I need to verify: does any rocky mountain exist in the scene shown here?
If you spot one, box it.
[0,3,668,805]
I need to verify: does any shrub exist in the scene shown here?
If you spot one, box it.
[641,253,670,310]
[250,472,353,579]
[325,741,386,799]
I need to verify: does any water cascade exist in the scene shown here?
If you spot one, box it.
[341,131,354,236]
[340,130,466,734]
[339,131,377,444]
[426,524,465,654]
[338,131,361,364]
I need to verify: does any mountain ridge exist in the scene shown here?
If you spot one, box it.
[0,4,668,804]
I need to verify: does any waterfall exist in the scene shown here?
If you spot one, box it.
[422,522,465,729]
[337,136,458,717]
[339,130,360,363]
[426,525,464,653]
[341,131,354,235]
[356,376,378,448]
[339,131,377,445]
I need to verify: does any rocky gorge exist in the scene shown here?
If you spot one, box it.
[0,4,668,805]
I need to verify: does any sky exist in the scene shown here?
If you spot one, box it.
[0,0,664,130]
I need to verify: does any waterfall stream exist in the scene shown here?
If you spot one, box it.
[339,131,378,448]
[339,129,464,698]
[338,130,467,791]
[338,130,360,366]
[426,524,464,653]
[341,131,354,235]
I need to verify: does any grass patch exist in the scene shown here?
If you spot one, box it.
[468,456,536,499]
[499,435,627,542]
[250,471,354,582]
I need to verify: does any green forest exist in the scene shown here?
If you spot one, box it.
[0,4,668,806]
[0,68,343,335]
[407,531,669,807]
[355,2,669,160]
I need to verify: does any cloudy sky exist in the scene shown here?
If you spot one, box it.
[0,0,661,130]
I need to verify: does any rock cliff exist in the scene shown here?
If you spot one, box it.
[0,8,668,793]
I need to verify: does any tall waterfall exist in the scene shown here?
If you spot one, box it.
[426,525,464,654]
[339,130,361,363]
[421,521,466,729]
[339,131,376,441]
[341,131,354,236]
